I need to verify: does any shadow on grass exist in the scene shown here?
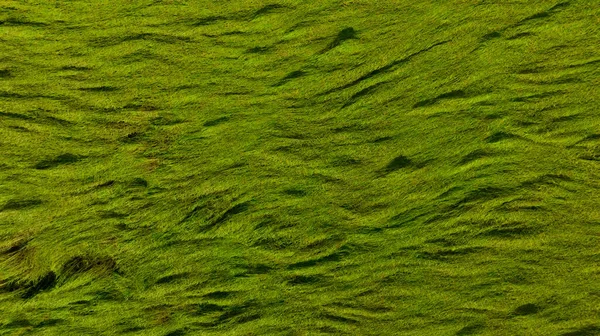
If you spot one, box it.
[34,153,80,170]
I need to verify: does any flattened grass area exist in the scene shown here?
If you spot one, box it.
[1,0,599,335]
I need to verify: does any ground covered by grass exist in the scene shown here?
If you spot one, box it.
[1,0,599,335]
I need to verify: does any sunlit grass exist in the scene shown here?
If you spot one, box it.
[1,0,599,335]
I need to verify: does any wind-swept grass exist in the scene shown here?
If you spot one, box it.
[1,0,599,335]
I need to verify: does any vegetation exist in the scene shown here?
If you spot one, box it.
[1,0,599,335]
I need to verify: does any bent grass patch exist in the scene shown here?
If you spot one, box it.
[0,1,599,335]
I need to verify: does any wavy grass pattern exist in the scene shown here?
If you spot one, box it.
[0,1,599,335]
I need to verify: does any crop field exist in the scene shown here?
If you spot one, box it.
[0,0,599,335]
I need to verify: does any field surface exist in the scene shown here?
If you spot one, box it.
[1,0,599,335]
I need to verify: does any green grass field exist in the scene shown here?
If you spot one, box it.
[1,0,599,335]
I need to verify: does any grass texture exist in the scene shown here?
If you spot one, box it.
[1,0,600,335]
